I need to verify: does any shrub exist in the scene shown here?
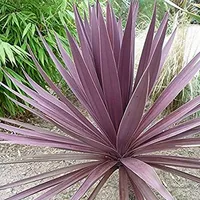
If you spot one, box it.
[0,39,29,116]
[0,0,88,116]
[0,1,200,199]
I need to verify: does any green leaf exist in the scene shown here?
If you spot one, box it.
[0,70,3,82]
[4,74,12,88]
[3,43,16,64]
[0,15,8,22]
[58,11,66,26]
[22,23,32,38]
[10,46,23,56]
[0,107,4,117]
[66,10,75,19]
[11,13,20,28]
[0,42,6,64]
[4,96,16,115]
[14,46,28,55]
[31,24,36,36]
[3,15,12,29]
[38,48,45,66]
[17,12,26,24]
[5,67,27,83]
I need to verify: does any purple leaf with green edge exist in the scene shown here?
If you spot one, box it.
[117,73,149,153]
[121,157,173,200]
[127,169,158,200]
[71,161,117,200]
[118,2,138,108]
[152,164,200,183]
[119,167,129,200]
[98,4,123,130]
[138,155,200,168]
[88,167,117,200]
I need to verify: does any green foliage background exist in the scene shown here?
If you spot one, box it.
[0,0,86,116]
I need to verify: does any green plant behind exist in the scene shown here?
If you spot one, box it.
[0,0,78,116]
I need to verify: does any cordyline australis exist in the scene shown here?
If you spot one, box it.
[0,1,200,200]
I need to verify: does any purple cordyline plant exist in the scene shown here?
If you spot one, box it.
[0,1,200,199]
